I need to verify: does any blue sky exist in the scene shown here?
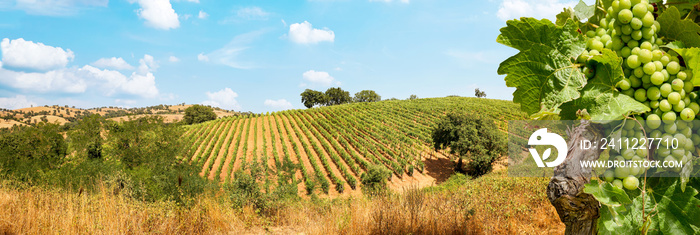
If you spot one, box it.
[0,0,594,113]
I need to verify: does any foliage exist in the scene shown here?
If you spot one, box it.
[183,104,217,125]
[354,90,382,102]
[361,164,392,196]
[325,87,352,106]
[0,122,67,180]
[301,89,328,108]
[432,112,506,176]
[408,94,418,100]
[67,114,105,159]
[474,88,486,98]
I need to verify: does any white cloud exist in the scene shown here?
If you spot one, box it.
[302,70,339,87]
[81,65,159,98]
[197,53,209,62]
[264,99,293,110]
[136,54,158,74]
[130,0,180,30]
[91,57,134,70]
[168,55,179,62]
[0,67,87,93]
[14,0,108,16]
[496,0,593,21]
[289,21,335,44]
[0,95,37,110]
[1,38,75,71]
[237,7,269,20]
[202,88,241,111]
[198,10,209,19]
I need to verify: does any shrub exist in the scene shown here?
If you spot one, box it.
[361,164,392,196]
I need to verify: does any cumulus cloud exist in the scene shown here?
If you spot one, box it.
[130,0,180,30]
[197,53,209,62]
[1,38,75,71]
[301,70,339,87]
[0,95,37,110]
[0,67,87,93]
[168,56,179,62]
[15,0,108,16]
[91,57,134,70]
[264,99,293,110]
[137,54,158,74]
[289,21,335,44]
[80,65,160,98]
[202,88,241,111]
[496,0,594,21]
[198,10,209,19]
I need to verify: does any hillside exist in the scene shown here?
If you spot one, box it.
[182,97,527,196]
[0,104,238,128]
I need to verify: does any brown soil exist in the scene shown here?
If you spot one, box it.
[279,114,321,196]
[262,116,276,171]
[190,121,224,163]
[199,120,233,177]
[230,119,250,179]
[206,119,238,179]
[244,117,257,166]
[219,120,244,181]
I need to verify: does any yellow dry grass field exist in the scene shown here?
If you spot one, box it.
[29,115,69,125]
[109,114,185,123]
[0,119,26,128]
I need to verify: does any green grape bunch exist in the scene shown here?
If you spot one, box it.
[576,0,697,191]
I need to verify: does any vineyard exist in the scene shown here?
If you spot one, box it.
[180,97,526,196]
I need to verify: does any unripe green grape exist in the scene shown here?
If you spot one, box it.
[667,61,681,75]
[640,41,652,50]
[652,49,663,61]
[646,113,662,129]
[659,99,672,112]
[653,21,661,33]
[650,129,662,139]
[660,84,672,97]
[691,134,700,145]
[603,169,615,182]
[647,2,654,11]
[661,55,670,66]
[683,97,691,105]
[589,49,601,56]
[650,100,660,109]
[630,17,643,29]
[623,149,636,159]
[622,88,635,97]
[615,166,631,178]
[586,30,596,38]
[634,88,647,102]
[673,100,686,112]
[642,27,654,39]
[618,79,632,90]
[627,55,642,68]
[655,37,663,45]
[591,39,605,51]
[633,67,644,77]
[601,34,612,44]
[670,56,680,63]
[630,76,642,88]
[654,61,664,72]
[612,38,625,50]
[642,75,651,84]
[597,27,607,37]
[664,122,678,133]
[619,9,634,24]
[631,30,643,40]
[677,119,688,129]
[662,111,677,124]
[688,102,700,114]
[650,71,664,85]
[671,78,684,91]
[613,179,624,189]
[633,3,648,17]
[668,92,681,104]
[630,45,641,54]
[623,176,640,190]
[583,67,596,79]
[681,108,696,121]
[646,86,661,100]
[677,71,688,81]
[600,18,609,29]
[680,89,686,99]
[643,62,656,75]
[639,49,653,63]
[662,70,670,81]
[624,68,633,78]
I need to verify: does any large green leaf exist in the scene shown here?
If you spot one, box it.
[669,48,700,87]
[646,178,700,234]
[559,49,650,121]
[497,18,587,115]
[657,6,700,48]
[573,0,595,20]
[584,179,632,207]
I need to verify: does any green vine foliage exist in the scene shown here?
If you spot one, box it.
[498,0,700,233]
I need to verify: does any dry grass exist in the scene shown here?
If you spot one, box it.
[0,170,563,235]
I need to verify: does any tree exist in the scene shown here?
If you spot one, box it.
[300,89,327,108]
[354,90,381,102]
[408,94,418,100]
[68,114,106,159]
[432,112,505,176]
[325,87,352,106]
[475,88,486,98]
[183,104,217,125]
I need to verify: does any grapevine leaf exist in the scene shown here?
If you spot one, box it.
[573,0,595,20]
[556,7,579,27]
[559,49,650,122]
[669,48,700,86]
[584,179,632,208]
[680,158,692,192]
[497,18,587,115]
[646,178,700,234]
[581,0,612,33]
[657,6,700,48]
[662,41,686,50]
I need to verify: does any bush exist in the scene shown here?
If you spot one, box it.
[361,164,392,196]
[432,112,506,177]
[183,105,217,125]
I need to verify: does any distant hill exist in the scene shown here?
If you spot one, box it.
[181,97,526,197]
[0,104,238,128]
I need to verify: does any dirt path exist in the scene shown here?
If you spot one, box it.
[219,120,244,181]
[199,120,233,177]
[190,121,225,163]
[255,116,266,166]
[230,119,250,179]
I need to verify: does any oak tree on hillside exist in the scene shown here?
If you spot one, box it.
[325,87,352,106]
[354,90,381,103]
[183,105,217,125]
[300,89,328,108]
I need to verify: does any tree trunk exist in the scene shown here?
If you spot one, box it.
[547,120,602,235]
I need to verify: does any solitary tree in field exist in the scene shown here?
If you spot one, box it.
[474,88,486,98]
[408,94,418,100]
[353,90,381,103]
[325,87,352,106]
[300,89,328,108]
[183,104,216,125]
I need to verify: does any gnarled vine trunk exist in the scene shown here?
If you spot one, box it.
[547,120,602,235]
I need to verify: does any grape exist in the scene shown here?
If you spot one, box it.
[678,71,688,81]
[671,79,684,91]
[615,166,631,178]
[642,27,654,39]
[646,113,662,129]
[613,179,624,189]
[667,61,681,75]
[633,3,648,17]
[591,39,605,51]
[631,30,643,40]
[623,176,640,190]
[618,9,634,24]
[673,100,685,112]
[663,122,677,133]
[650,71,664,85]
[642,12,655,27]
[659,99,672,112]
[646,86,661,100]
[603,170,615,182]
[622,24,633,35]
[639,49,652,63]
[668,92,681,104]
[618,79,632,90]
[688,102,700,114]
[620,0,632,9]
[650,100,660,109]
[634,88,647,102]
[640,41,652,50]
[586,30,596,38]
[633,67,644,77]
[681,108,696,121]
[662,111,677,124]
[630,18,643,30]
[627,55,642,68]
[654,61,664,72]
[652,49,663,61]
[659,83,672,97]
[630,76,642,88]
[643,62,656,75]
[620,47,632,57]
